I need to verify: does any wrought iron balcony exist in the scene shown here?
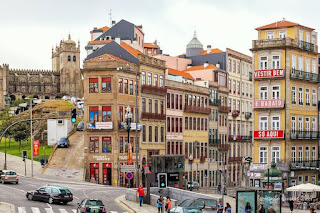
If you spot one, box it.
[245,112,252,119]
[184,105,211,114]
[299,40,315,52]
[141,84,167,95]
[209,138,221,145]
[228,135,252,142]
[141,112,166,120]
[232,110,240,117]
[290,130,319,140]
[209,99,221,106]
[217,144,230,151]
[290,68,320,82]
[291,160,320,169]
[219,105,231,113]
[228,157,243,163]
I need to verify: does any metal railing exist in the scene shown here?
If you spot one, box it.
[291,160,320,169]
[219,106,231,113]
[232,110,240,117]
[299,40,315,52]
[141,84,167,95]
[290,130,319,139]
[209,99,221,106]
[209,138,221,145]
[228,135,252,142]
[290,68,320,82]
[141,112,166,120]
[184,105,211,114]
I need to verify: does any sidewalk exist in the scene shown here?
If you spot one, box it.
[115,195,157,213]
[0,202,15,213]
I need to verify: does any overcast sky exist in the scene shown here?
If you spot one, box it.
[1,0,319,70]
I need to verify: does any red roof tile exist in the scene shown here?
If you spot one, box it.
[200,48,223,55]
[255,20,314,31]
[97,26,110,32]
[144,42,159,49]
[168,68,194,79]
[120,42,142,58]
[184,64,219,71]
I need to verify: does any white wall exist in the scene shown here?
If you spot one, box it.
[47,119,73,146]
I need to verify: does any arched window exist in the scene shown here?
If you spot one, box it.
[68,56,71,61]
[73,56,76,62]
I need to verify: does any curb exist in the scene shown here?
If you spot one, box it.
[114,196,136,213]
[0,201,15,213]
[42,143,57,173]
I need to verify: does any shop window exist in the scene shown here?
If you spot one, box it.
[101,77,111,93]
[89,106,98,128]
[89,78,98,93]
[102,106,111,122]
[102,137,111,153]
[90,137,99,153]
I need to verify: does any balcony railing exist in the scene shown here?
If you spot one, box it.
[245,112,252,119]
[141,84,167,95]
[219,106,231,113]
[228,157,243,163]
[217,144,230,151]
[299,40,315,52]
[228,135,252,142]
[209,99,221,106]
[291,160,320,169]
[200,156,206,163]
[232,110,240,117]
[209,138,221,145]
[290,68,320,82]
[141,112,166,120]
[184,105,211,114]
[290,130,319,140]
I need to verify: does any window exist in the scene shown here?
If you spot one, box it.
[233,61,236,73]
[189,117,192,130]
[141,71,146,85]
[228,79,231,92]
[312,60,316,73]
[179,95,182,110]
[73,56,76,62]
[167,117,170,132]
[259,116,268,130]
[119,137,124,153]
[90,137,99,153]
[193,118,196,130]
[259,147,267,163]
[305,117,310,132]
[312,146,316,160]
[119,106,124,122]
[175,94,179,109]
[260,87,268,100]
[279,31,286,38]
[306,58,310,73]
[298,146,303,162]
[312,117,316,131]
[312,89,317,106]
[171,94,175,108]
[197,118,200,130]
[298,57,303,70]
[272,147,280,163]
[102,106,111,122]
[228,59,231,71]
[68,55,71,61]
[272,116,280,130]
[291,86,296,104]
[305,175,309,183]
[102,137,111,153]
[153,100,158,114]
[291,54,297,69]
[89,78,98,93]
[241,83,244,95]
[148,126,152,142]
[161,127,164,142]
[160,100,164,114]
[160,75,164,87]
[232,80,236,94]
[185,117,188,130]
[272,56,280,69]
[142,125,146,142]
[237,62,240,73]
[260,56,268,70]
[237,81,240,94]
[100,77,111,93]
[291,116,296,132]
[267,32,274,39]
[119,78,123,93]
[89,106,99,124]
[142,98,146,112]
[305,88,310,106]
[154,74,158,86]
[129,80,133,95]
[298,117,303,132]
[171,117,174,132]
[176,118,179,132]
[167,93,170,109]
[305,146,310,161]
[298,87,303,105]
[272,86,280,99]
[291,146,296,162]
[147,73,152,85]
[180,118,183,132]
[148,99,152,113]
[124,79,128,94]
[155,126,158,142]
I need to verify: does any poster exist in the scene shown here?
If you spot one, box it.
[237,191,256,213]
[33,140,39,157]
[257,190,281,213]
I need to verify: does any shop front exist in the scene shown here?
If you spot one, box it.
[249,163,267,188]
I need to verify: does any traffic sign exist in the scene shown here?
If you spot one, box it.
[121,165,137,172]
[126,172,133,180]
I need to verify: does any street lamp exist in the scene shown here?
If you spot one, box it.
[189,154,193,184]
[26,97,36,177]
[124,106,132,188]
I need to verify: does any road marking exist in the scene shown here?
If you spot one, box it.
[71,210,77,213]
[28,183,37,187]
[74,196,80,199]
[18,207,26,213]
[58,209,68,213]
[82,190,88,198]
[0,184,25,193]
[31,207,41,213]
[46,203,52,208]
[45,208,55,213]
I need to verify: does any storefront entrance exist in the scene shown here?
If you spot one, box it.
[103,163,112,185]
[90,163,99,183]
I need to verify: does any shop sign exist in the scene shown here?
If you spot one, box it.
[254,69,284,78]
[254,130,284,139]
[95,122,113,130]
[93,156,110,161]
[254,99,284,108]
[250,163,267,171]
[119,155,139,160]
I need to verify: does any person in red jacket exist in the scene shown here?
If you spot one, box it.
[137,185,145,206]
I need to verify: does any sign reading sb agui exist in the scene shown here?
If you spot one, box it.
[254,130,284,139]
[254,69,284,78]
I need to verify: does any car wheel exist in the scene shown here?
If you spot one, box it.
[63,201,68,205]
[48,197,54,204]
[27,194,33,200]
[15,181,18,184]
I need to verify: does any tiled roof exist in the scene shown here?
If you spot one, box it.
[184,64,219,71]
[97,26,110,32]
[200,48,223,55]
[88,40,112,45]
[86,53,132,64]
[255,20,314,31]
[168,68,194,79]
[120,42,142,57]
[144,43,159,49]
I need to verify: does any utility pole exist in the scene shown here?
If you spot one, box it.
[135,67,139,188]
[30,98,33,177]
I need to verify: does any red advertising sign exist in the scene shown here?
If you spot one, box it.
[254,69,284,78]
[254,99,284,108]
[33,140,40,157]
[254,130,284,139]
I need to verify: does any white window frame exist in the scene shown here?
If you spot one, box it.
[312,117,316,131]
[298,117,303,132]
[306,88,310,105]
[298,87,303,105]
[305,117,310,132]
[259,116,268,130]
[298,146,303,162]
[306,58,310,73]
[306,32,310,43]
[272,55,281,69]
[305,146,310,161]
[259,56,268,70]
[298,57,303,70]
[279,31,286,38]
[312,60,316,73]
[291,116,296,131]
[272,116,280,130]
[271,146,280,163]
[292,86,296,104]
[259,147,268,163]
[312,89,317,106]
[267,32,275,39]
[272,85,280,99]
[291,54,297,69]
[311,146,316,160]
[291,146,296,162]
[260,86,268,100]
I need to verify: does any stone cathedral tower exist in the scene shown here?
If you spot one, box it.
[52,34,83,97]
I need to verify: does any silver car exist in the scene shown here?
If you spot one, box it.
[0,170,19,184]
[187,181,200,190]
[170,206,202,213]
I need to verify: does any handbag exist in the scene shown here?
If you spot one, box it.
[165,203,168,210]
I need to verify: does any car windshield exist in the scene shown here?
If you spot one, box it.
[78,122,84,127]
[59,138,67,142]
[59,189,71,194]
[183,208,202,213]
[6,171,16,175]
[179,200,194,207]
[203,199,216,207]
[86,200,103,206]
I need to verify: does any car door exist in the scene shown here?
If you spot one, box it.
[43,187,51,201]
[34,187,45,201]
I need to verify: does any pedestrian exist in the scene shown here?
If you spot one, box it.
[218,184,221,195]
[310,207,316,213]
[165,197,172,213]
[45,158,48,165]
[136,184,145,207]
[225,202,231,213]
[217,201,223,213]
[40,157,44,168]
[157,195,163,213]
[245,202,252,213]
[288,197,294,213]
[268,207,276,213]
[258,204,264,213]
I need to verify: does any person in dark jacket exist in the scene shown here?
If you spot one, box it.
[288,197,294,213]
[258,204,265,213]
[245,202,252,213]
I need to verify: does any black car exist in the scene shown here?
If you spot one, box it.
[57,137,70,148]
[77,199,106,213]
[76,121,84,131]
[26,186,73,204]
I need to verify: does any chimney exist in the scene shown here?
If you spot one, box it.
[216,63,220,69]
[207,45,212,54]
[204,61,209,68]
[112,20,116,27]
[137,25,143,30]
[115,37,120,44]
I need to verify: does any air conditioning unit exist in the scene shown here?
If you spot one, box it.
[57,119,64,126]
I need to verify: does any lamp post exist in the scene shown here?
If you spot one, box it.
[189,155,193,184]
[125,106,132,187]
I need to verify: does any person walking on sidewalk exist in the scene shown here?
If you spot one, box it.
[157,195,163,213]
[165,197,172,213]
[137,185,145,207]
[217,201,223,213]
[225,203,231,213]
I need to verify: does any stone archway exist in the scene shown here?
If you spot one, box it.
[9,94,16,101]
[45,96,50,100]
[55,96,61,99]
[33,95,39,99]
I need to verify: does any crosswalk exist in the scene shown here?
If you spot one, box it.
[17,207,129,213]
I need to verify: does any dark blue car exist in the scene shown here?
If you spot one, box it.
[57,137,70,148]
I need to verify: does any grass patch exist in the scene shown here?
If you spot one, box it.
[0,138,54,162]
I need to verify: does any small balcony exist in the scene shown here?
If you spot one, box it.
[232,110,240,117]
[228,135,252,142]
[141,84,167,96]
[290,68,320,82]
[291,160,320,170]
[184,105,211,114]
[141,112,166,120]
[219,106,231,113]
[209,99,221,106]
[228,157,243,163]
[245,112,252,119]
[299,40,316,52]
[290,130,319,140]
[209,138,221,145]
[200,156,206,163]
[217,144,230,152]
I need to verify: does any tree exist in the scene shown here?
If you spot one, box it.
[11,121,30,152]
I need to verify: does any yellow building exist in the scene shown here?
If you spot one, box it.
[251,19,319,188]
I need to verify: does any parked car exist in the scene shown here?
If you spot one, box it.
[77,199,106,213]
[179,198,217,212]
[57,137,70,148]
[187,181,200,190]
[62,96,71,100]
[0,170,19,184]
[26,185,73,204]
[170,206,202,213]
[77,101,84,109]
[76,121,84,131]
